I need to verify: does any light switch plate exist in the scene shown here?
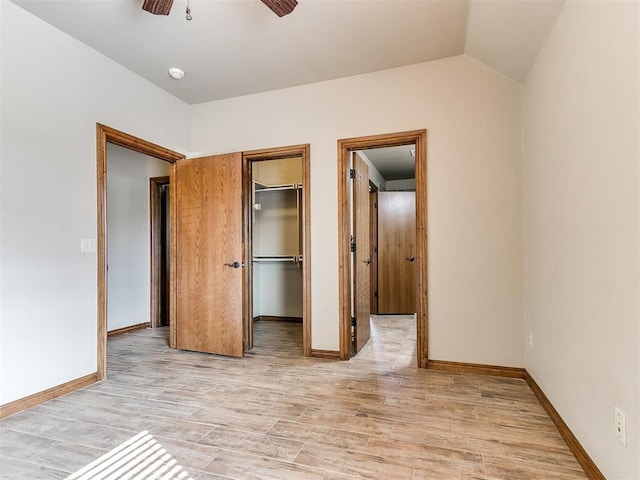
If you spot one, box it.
[81,238,97,253]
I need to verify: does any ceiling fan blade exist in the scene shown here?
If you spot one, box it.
[142,0,174,15]
[261,0,298,17]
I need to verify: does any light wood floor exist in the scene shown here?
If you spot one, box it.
[0,316,587,479]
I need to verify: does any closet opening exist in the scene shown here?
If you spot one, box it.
[243,146,311,357]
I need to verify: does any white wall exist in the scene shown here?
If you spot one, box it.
[0,0,5,395]
[523,1,640,478]
[0,1,187,404]
[106,144,170,331]
[386,179,416,191]
[254,263,304,318]
[356,151,387,191]
[189,55,524,365]
[253,157,302,186]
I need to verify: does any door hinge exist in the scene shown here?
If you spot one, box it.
[351,316,357,327]
[374,246,378,253]
[349,168,355,179]
[374,291,378,298]
[350,242,356,252]
[374,201,377,208]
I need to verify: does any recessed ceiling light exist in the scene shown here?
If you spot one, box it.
[168,68,184,80]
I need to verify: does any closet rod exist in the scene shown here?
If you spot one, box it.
[252,255,303,263]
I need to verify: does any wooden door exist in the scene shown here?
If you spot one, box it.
[378,191,416,314]
[369,191,378,314]
[175,153,244,357]
[352,153,371,353]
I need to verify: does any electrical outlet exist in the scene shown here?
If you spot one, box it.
[528,332,533,349]
[615,407,627,446]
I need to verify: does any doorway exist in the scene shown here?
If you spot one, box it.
[244,145,312,357]
[150,176,170,328]
[96,124,184,379]
[338,130,427,367]
[249,157,304,353]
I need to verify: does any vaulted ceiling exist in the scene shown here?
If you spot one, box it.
[11,0,565,105]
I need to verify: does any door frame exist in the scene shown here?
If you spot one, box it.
[337,130,428,366]
[96,124,185,379]
[150,176,170,328]
[242,144,312,357]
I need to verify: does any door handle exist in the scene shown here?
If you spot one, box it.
[406,256,415,262]
[224,261,244,269]
[362,258,372,266]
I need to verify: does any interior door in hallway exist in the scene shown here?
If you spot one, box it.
[352,152,371,353]
[175,153,244,356]
[378,191,416,314]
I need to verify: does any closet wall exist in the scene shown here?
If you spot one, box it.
[252,158,303,319]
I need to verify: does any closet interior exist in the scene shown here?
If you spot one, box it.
[251,157,303,330]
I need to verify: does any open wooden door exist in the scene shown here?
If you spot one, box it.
[175,153,244,357]
[352,152,371,353]
[378,191,416,314]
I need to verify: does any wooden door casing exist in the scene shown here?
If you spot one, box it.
[175,153,244,357]
[378,191,416,314]
[352,153,371,353]
[337,130,427,366]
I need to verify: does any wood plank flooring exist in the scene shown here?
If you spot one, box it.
[0,316,588,479]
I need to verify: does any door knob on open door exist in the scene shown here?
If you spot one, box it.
[406,256,415,262]
[224,261,243,269]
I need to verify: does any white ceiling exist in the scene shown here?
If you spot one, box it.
[363,145,416,181]
[465,0,565,82]
[11,0,564,105]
